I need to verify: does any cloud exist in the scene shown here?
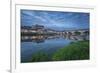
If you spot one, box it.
[21,10,35,16]
[21,10,89,30]
[34,16,47,22]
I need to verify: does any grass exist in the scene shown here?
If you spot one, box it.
[31,40,89,62]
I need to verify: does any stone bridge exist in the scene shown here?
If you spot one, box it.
[61,29,89,36]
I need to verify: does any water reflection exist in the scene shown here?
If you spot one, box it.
[21,34,89,43]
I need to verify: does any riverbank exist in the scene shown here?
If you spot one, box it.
[52,40,89,61]
[30,40,89,62]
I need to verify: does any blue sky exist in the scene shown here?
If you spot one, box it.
[21,9,89,30]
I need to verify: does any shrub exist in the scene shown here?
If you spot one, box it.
[75,31,81,35]
[31,51,49,62]
[52,41,89,61]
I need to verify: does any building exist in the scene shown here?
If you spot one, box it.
[21,24,45,35]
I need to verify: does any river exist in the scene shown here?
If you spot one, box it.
[21,35,89,62]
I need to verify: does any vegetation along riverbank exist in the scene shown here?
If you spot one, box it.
[31,40,89,62]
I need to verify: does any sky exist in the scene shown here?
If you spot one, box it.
[21,9,89,30]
